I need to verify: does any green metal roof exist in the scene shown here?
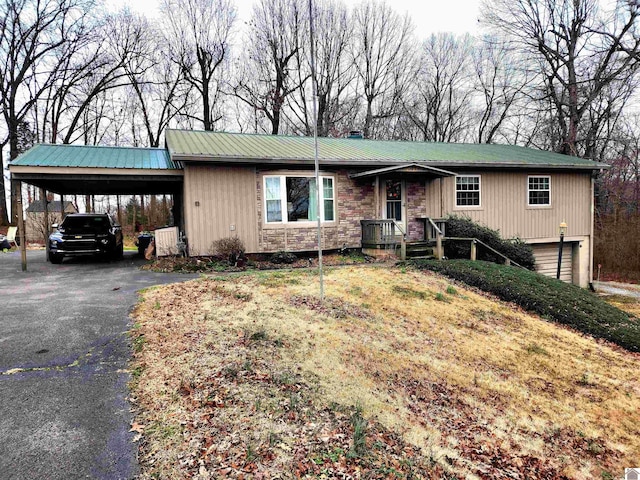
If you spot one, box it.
[165,129,607,170]
[12,143,180,170]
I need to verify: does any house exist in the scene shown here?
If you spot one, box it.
[25,199,77,243]
[9,130,607,287]
[165,130,604,287]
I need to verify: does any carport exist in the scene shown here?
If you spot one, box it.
[9,144,184,270]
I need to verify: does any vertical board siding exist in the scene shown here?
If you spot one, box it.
[184,164,258,255]
[428,172,591,239]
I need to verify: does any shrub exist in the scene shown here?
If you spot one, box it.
[211,236,245,263]
[270,251,297,264]
[410,259,640,352]
[444,215,535,270]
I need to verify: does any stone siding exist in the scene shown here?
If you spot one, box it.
[406,181,426,241]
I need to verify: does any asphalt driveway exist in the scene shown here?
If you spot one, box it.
[0,250,196,479]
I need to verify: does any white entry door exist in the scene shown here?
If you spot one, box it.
[383,179,406,231]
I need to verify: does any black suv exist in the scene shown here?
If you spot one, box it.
[48,213,123,264]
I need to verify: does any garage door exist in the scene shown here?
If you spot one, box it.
[532,243,573,282]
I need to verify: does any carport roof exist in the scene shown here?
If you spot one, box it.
[11,143,180,170]
[10,144,183,195]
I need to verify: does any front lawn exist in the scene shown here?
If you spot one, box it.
[129,266,640,479]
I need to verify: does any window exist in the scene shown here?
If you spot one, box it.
[528,176,550,206]
[456,175,480,207]
[264,175,336,223]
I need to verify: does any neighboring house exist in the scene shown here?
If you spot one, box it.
[25,200,77,243]
[9,131,607,287]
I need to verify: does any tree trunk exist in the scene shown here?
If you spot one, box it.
[60,194,65,223]
[41,188,50,255]
[140,195,146,228]
[363,98,374,139]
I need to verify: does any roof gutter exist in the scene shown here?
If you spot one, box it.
[169,154,610,171]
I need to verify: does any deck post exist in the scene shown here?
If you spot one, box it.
[436,232,443,260]
[470,240,477,261]
[400,238,406,260]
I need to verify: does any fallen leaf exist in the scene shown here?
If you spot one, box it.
[130,422,145,433]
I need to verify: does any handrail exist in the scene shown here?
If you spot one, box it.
[445,236,525,269]
[427,217,443,236]
[390,219,406,237]
[390,220,407,260]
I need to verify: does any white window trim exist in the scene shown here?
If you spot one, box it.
[527,175,551,207]
[455,175,481,208]
[263,173,336,224]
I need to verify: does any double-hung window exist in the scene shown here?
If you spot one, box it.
[528,176,551,206]
[455,175,481,207]
[264,174,336,223]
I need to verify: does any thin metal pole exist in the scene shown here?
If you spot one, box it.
[556,233,564,280]
[308,0,323,299]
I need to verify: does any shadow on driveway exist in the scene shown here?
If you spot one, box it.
[0,250,197,479]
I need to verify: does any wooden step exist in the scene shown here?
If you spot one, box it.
[407,245,435,254]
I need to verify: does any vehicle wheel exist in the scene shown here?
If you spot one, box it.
[48,252,63,264]
[112,242,124,260]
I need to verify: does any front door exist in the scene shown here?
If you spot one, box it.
[383,179,406,231]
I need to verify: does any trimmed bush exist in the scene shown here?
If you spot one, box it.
[444,215,535,270]
[211,237,245,263]
[270,251,297,264]
[410,259,640,352]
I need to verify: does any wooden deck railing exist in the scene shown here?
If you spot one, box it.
[360,217,523,267]
[360,219,407,259]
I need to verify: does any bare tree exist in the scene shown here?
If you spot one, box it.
[402,33,474,143]
[482,0,640,157]
[350,0,415,139]
[125,21,193,147]
[232,0,308,135]
[0,0,96,224]
[61,10,152,145]
[472,37,528,144]
[287,0,357,137]
[161,0,236,131]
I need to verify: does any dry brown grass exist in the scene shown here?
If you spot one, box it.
[130,266,640,479]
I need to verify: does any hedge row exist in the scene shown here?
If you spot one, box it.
[410,259,640,352]
[444,216,536,270]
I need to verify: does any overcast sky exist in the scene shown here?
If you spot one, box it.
[111,0,483,37]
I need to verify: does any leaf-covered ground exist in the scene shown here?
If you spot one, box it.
[129,266,640,479]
